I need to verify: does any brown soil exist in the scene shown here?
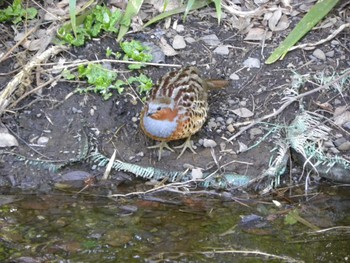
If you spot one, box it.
[1,4,349,193]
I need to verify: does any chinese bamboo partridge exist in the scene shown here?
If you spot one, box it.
[140,66,228,160]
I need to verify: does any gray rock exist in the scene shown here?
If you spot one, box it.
[334,137,347,147]
[226,117,234,125]
[176,24,185,32]
[337,141,350,151]
[227,124,235,133]
[229,73,240,80]
[313,49,326,60]
[325,50,334,57]
[249,128,263,139]
[37,136,49,146]
[201,34,220,46]
[243,57,261,68]
[172,35,186,49]
[203,139,217,148]
[185,37,196,44]
[213,45,229,55]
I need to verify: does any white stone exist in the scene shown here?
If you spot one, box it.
[37,136,49,146]
[172,35,186,50]
[201,34,220,46]
[229,73,240,80]
[203,139,217,148]
[213,45,229,55]
[313,49,326,60]
[243,57,261,68]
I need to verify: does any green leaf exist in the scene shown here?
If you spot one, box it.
[62,69,76,80]
[120,40,153,64]
[183,0,195,22]
[69,0,77,37]
[266,0,340,64]
[284,209,299,225]
[144,0,209,28]
[212,0,222,24]
[128,74,153,93]
[117,0,144,42]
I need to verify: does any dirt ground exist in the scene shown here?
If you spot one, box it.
[0,2,350,193]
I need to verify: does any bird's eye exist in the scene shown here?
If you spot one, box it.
[157,107,161,111]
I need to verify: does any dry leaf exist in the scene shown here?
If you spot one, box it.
[159,37,178,56]
[0,127,18,148]
[231,107,254,118]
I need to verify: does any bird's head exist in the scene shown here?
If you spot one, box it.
[146,97,178,122]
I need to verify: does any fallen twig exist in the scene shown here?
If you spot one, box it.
[0,45,67,115]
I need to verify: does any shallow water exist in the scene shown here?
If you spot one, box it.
[1,185,349,262]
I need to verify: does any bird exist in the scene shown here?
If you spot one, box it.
[140,66,229,160]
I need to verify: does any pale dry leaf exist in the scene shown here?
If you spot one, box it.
[315,101,333,112]
[244,27,272,41]
[159,37,178,56]
[0,127,18,148]
[334,106,350,126]
[231,107,254,118]
[237,140,248,153]
[44,7,66,21]
[268,8,282,31]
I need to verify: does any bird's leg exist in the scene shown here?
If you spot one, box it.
[174,136,196,159]
[148,141,174,161]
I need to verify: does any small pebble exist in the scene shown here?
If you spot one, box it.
[176,24,185,32]
[219,142,226,151]
[183,163,195,169]
[334,137,347,147]
[313,49,326,60]
[323,141,334,148]
[343,122,350,130]
[201,34,220,46]
[329,147,340,154]
[229,73,240,80]
[37,136,49,146]
[239,100,247,107]
[249,128,263,139]
[213,45,229,55]
[337,141,350,151]
[198,139,204,146]
[216,129,222,134]
[227,124,235,133]
[243,57,261,68]
[208,120,217,129]
[131,117,138,122]
[172,35,186,49]
[136,152,144,157]
[226,118,234,125]
[325,50,334,57]
[203,139,217,148]
[216,116,224,123]
[185,37,196,44]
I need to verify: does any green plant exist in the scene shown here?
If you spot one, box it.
[120,40,153,69]
[0,0,37,24]
[57,5,122,46]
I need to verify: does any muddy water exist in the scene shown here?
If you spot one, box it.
[0,186,349,262]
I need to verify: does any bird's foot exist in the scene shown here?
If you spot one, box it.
[174,137,197,159]
[148,141,174,161]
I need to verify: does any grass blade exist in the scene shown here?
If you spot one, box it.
[265,0,340,64]
[144,0,210,28]
[117,0,144,42]
[69,0,77,37]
